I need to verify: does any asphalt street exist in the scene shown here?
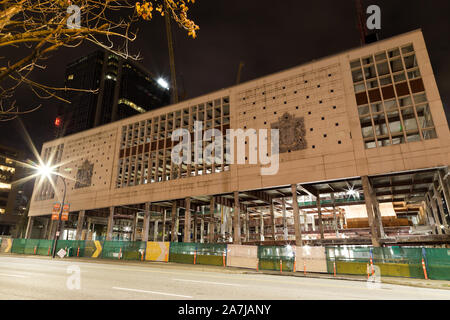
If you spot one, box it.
[0,255,449,300]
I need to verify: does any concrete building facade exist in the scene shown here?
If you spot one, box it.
[28,30,450,246]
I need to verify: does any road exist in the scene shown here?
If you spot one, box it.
[0,255,449,300]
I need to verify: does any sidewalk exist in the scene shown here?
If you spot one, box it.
[2,253,449,290]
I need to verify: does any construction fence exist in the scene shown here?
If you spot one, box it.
[2,239,450,281]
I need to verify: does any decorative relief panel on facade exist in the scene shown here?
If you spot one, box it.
[75,160,94,189]
[271,113,307,153]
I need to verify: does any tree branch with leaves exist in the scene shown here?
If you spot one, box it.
[0,0,199,121]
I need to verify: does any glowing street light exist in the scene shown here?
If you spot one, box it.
[157,77,169,90]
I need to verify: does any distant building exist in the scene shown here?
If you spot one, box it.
[56,50,171,137]
[0,145,28,236]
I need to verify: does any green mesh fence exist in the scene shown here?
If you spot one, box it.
[101,241,146,260]
[11,239,26,254]
[169,242,197,264]
[258,245,295,272]
[326,246,426,278]
[196,243,227,266]
[425,248,450,281]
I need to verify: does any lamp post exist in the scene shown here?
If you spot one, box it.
[51,175,66,258]
[36,164,68,259]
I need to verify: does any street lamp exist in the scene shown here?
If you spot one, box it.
[36,164,67,258]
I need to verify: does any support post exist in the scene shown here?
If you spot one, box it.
[75,210,85,241]
[200,217,205,243]
[282,198,288,240]
[361,176,381,247]
[153,220,159,241]
[193,207,198,243]
[245,208,250,242]
[270,201,276,240]
[142,203,151,242]
[291,184,303,246]
[162,210,166,242]
[233,191,241,244]
[433,183,449,233]
[316,193,324,240]
[171,202,178,242]
[184,197,191,243]
[25,216,34,239]
[331,193,339,236]
[209,197,215,243]
[426,194,441,234]
[259,212,265,241]
[438,169,450,219]
[106,207,114,241]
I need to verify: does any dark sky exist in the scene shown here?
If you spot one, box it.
[1,0,450,159]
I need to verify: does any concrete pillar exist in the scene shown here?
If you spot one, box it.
[153,220,159,241]
[184,197,191,243]
[282,198,288,240]
[426,194,441,234]
[25,216,34,239]
[361,176,381,247]
[47,219,54,240]
[209,197,215,243]
[433,183,449,233]
[200,217,205,243]
[162,210,167,242]
[316,193,324,240]
[245,209,250,242]
[438,169,450,219]
[331,193,339,236]
[106,207,114,241]
[270,201,276,240]
[259,212,265,241]
[130,212,137,241]
[193,207,198,243]
[220,205,226,239]
[75,210,85,241]
[291,184,303,246]
[142,203,151,242]
[302,211,309,232]
[370,187,385,238]
[171,202,178,242]
[233,191,241,244]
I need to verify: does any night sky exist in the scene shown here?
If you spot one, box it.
[1,0,449,159]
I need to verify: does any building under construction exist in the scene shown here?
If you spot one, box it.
[26,30,450,247]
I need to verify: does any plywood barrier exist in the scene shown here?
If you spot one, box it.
[0,237,12,253]
[145,242,170,262]
[227,245,258,269]
[295,246,327,273]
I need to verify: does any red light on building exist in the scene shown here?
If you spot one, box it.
[55,117,61,127]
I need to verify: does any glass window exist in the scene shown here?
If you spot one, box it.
[376,62,390,76]
[379,76,392,86]
[422,129,437,140]
[364,66,377,80]
[406,132,421,142]
[367,79,379,89]
[401,44,414,55]
[394,72,406,83]
[387,112,402,134]
[413,93,427,104]
[398,96,412,107]
[388,48,400,58]
[391,134,405,145]
[362,56,374,65]
[384,99,398,111]
[354,83,366,93]
[352,69,363,82]
[404,54,418,69]
[371,103,383,114]
[416,104,434,129]
[358,105,370,116]
[390,58,404,72]
[375,52,387,61]
[407,69,421,80]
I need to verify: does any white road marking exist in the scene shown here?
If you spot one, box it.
[112,286,193,298]
[0,273,28,278]
[172,278,245,286]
